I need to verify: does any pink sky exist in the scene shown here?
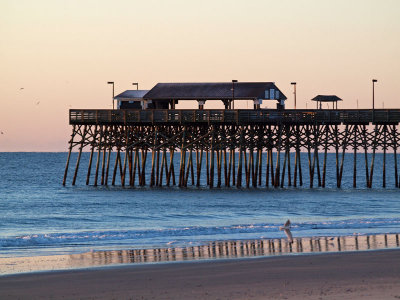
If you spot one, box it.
[1,0,399,151]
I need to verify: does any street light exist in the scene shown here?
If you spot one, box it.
[107,81,115,110]
[291,82,297,109]
[232,80,238,109]
[132,82,139,90]
[372,79,377,122]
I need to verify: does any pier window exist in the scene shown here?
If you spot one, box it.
[270,89,275,99]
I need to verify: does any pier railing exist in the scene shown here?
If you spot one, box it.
[70,109,400,125]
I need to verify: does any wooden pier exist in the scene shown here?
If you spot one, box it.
[63,108,400,188]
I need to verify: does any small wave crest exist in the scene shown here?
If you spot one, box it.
[1,218,399,249]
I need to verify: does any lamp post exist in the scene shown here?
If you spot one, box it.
[291,82,297,109]
[132,82,139,90]
[232,80,238,109]
[372,79,377,122]
[107,81,115,110]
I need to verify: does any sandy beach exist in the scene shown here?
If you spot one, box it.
[1,249,399,300]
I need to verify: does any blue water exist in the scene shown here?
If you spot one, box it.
[0,152,400,258]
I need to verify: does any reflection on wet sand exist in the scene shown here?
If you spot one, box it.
[70,233,400,268]
[1,234,399,275]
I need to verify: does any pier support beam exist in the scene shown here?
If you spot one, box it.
[64,120,400,189]
[63,125,76,186]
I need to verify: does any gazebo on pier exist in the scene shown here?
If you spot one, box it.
[312,95,342,110]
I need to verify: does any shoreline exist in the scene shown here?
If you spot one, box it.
[1,249,400,299]
[1,233,399,276]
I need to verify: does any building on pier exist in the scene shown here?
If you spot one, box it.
[114,90,150,109]
[115,82,287,110]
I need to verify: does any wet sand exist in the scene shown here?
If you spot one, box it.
[1,249,400,299]
[2,233,399,275]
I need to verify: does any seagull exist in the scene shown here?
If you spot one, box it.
[279,219,293,244]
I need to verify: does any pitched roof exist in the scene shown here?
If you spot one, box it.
[114,90,149,100]
[143,82,287,101]
[311,95,342,102]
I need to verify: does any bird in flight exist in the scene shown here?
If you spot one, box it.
[279,219,293,244]
[1,131,4,135]
[36,101,40,105]
[20,88,24,90]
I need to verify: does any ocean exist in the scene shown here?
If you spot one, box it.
[1,152,400,259]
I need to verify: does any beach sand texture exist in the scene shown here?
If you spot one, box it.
[1,249,400,299]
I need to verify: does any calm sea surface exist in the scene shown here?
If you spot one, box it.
[1,152,400,258]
